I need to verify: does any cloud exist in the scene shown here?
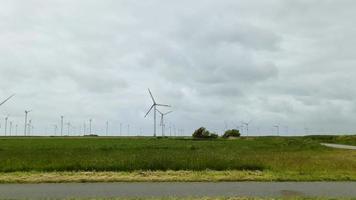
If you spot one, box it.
[0,0,355,136]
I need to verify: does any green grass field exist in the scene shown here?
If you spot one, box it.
[0,136,355,175]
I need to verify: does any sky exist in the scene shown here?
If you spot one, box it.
[0,0,355,136]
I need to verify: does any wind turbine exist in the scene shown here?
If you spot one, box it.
[28,119,32,136]
[120,123,122,136]
[4,116,8,136]
[241,120,252,136]
[66,122,71,136]
[144,89,170,137]
[157,109,173,137]
[106,121,109,136]
[24,110,32,136]
[53,125,58,136]
[9,121,12,136]
[274,124,280,136]
[60,116,64,136]
[89,119,92,134]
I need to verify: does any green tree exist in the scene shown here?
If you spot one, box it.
[223,129,241,138]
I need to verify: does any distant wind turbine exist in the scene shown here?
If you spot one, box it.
[24,110,32,136]
[241,120,252,136]
[53,125,58,136]
[9,121,12,136]
[144,89,170,137]
[157,109,173,137]
[106,121,109,136]
[60,116,64,136]
[89,119,92,134]
[4,116,8,136]
[274,124,280,136]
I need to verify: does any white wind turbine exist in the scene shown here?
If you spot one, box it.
[144,89,170,137]
[157,109,173,137]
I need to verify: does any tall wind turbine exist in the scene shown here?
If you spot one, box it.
[24,110,32,136]
[144,89,170,137]
[157,109,173,137]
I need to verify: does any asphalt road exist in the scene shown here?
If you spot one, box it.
[0,182,355,198]
[321,143,356,150]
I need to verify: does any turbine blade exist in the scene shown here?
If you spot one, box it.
[160,115,163,126]
[156,109,163,115]
[148,88,156,104]
[144,105,154,118]
[0,94,15,107]
[164,111,173,115]
[156,104,171,107]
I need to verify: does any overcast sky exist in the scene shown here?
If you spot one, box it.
[0,0,355,136]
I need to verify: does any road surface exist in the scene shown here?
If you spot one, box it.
[321,143,356,150]
[0,182,355,198]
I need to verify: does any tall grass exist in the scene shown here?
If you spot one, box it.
[0,136,355,173]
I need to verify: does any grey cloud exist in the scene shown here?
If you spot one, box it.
[0,0,356,135]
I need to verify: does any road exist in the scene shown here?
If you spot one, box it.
[321,143,356,150]
[0,182,355,198]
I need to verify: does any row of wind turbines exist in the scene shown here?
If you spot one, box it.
[0,89,174,137]
[0,90,308,137]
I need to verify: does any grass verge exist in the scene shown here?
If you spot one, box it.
[1,170,356,184]
[63,198,356,200]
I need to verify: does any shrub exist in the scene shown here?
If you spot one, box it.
[192,127,218,139]
[210,133,219,139]
[223,129,241,138]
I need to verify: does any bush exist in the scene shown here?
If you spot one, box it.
[192,127,218,139]
[223,129,241,138]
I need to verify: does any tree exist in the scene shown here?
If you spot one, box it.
[193,127,218,139]
[223,129,241,138]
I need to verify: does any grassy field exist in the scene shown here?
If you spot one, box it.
[306,135,356,146]
[0,136,355,182]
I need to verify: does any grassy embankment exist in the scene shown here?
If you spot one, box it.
[0,136,355,183]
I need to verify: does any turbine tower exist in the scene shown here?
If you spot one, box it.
[4,116,8,136]
[157,109,173,137]
[144,89,170,137]
[60,116,64,136]
[9,121,12,136]
[106,121,109,136]
[89,119,92,134]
